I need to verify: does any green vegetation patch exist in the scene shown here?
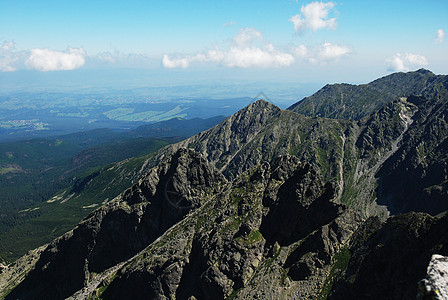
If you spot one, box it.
[0,165,22,174]
[318,247,351,300]
[53,140,63,147]
[246,230,263,244]
[103,108,135,119]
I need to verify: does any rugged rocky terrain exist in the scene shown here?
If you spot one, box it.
[288,69,442,120]
[1,69,447,299]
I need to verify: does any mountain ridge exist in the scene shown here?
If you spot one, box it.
[288,68,446,120]
[1,69,448,299]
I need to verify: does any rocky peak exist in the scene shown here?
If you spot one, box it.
[86,155,359,299]
[418,254,448,299]
[173,99,282,178]
[220,99,281,138]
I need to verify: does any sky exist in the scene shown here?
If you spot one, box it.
[0,0,447,90]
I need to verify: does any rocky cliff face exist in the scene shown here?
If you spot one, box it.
[84,155,361,299]
[1,70,448,299]
[376,90,448,214]
[330,212,448,299]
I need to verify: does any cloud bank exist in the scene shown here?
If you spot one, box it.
[290,1,337,34]
[292,42,351,64]
[1,42,87,72]
[386,53,428,72]
[5,1,430,74]
[162,28,295,69]
[25,47,86,71]
[161,1,351,69]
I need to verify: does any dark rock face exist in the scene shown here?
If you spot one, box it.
[376,87,448,214]
[96,155,354,299]
[330,212,448,300]
[285,210,362,281]
[260,157,343,246]
[6,148,226,300]
[288,69,448,215]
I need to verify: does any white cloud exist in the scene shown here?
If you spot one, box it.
[386,53,428,72]
[293,44,308,57]
[436,29,445,43]
[290,1,337,34]
[317,42,351,60]
[1,41,15,51]
[1,43,88,72]
[223,45,294,68]
[25,47,86,71]
[233,27,263,47]
[162,29,351,69]
[162,54,190,68]
[162,27,295,69]
[0,41,20,72]
[292,42,351,64]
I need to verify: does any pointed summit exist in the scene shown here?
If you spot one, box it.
[238,98,281,120]
[175,97,282,178]
[251,91,272,104]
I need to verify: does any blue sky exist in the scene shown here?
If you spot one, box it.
[0,0,447,88]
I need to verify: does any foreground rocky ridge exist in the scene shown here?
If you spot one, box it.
[1,70,447,299]
[4,149,226,299]
[97,155,362,299]
[331,212,448,299]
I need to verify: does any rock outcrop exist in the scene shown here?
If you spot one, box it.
[93,155,362,299]
[418,254,448,299]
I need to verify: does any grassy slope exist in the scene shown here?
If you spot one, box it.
[0,152,162,261]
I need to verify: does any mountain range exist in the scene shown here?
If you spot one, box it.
[1,69,447,299]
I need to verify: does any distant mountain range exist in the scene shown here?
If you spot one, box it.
[1,69,447,299]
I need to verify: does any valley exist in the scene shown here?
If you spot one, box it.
[0,116,224,261]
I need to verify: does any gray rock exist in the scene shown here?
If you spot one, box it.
[418,254,448,300]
